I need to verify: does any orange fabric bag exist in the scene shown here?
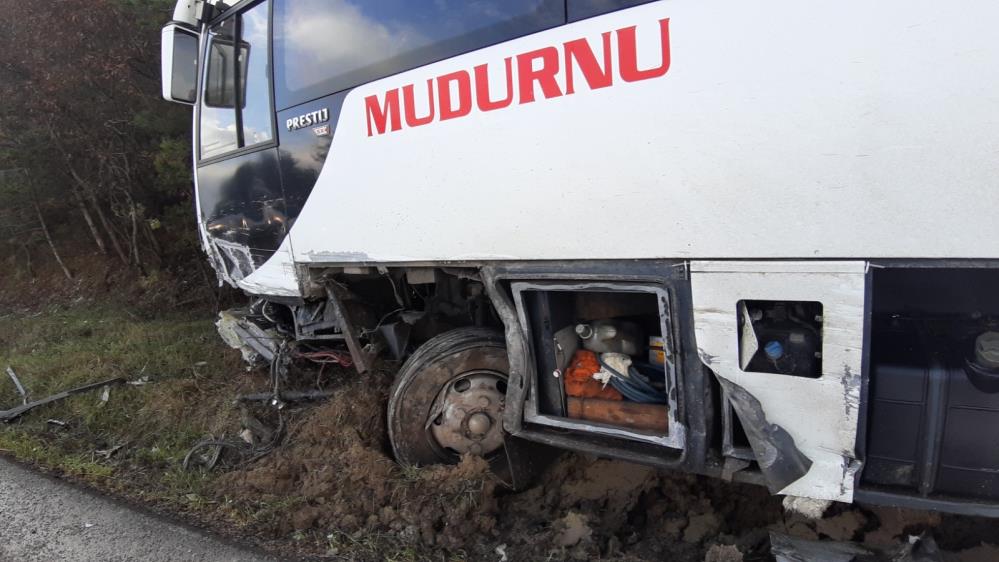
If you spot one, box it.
[564,349,623,400]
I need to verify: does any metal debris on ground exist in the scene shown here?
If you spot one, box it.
[236,389,334,404]
[46,419,68,427]
[0,377,126,423]
[239,343,343,408]
[770,531,944,562]
[95,444,124,459]
[184,340,347,471]
[5,366,29,404]
[771,533,874,562]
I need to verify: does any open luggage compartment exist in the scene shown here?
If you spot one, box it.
[512,281,685,449]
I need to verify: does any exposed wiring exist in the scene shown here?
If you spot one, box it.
[182,414,286,471]
[294,349,354,368]
[362,307,405,338]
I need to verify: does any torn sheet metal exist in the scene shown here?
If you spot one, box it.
[770,532,943,562]
[691,261,866,502]
[770,533,875,562]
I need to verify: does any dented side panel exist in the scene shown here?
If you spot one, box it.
[690,261,866,502]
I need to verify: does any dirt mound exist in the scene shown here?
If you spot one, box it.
[215,365,787,560]
[214,365,999,561]
[218,371,500,555]
[495,453,783,560]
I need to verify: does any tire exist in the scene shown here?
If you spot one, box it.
[388,328,509,467]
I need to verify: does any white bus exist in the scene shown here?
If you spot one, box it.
[162,0,999,515]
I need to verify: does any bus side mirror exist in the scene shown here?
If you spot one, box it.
[161,23,200,105]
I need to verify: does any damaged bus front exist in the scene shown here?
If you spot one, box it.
[162,0,999,516]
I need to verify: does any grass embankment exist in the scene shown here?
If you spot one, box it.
[0,302,500,561]
[0,303,248,516]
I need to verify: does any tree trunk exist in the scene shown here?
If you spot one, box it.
[72,187,107,255]
[32,199,72,281]
[142,220,162,262]
[115,153,144,271]
[88,190,128,264]
[48,123,128,264]
[128,197,142,269]
[20,243,34,279]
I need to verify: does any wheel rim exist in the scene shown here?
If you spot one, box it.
[426,370,507,460]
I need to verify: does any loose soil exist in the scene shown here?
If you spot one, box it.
[214,366,999,561]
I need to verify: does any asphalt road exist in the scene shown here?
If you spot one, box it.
[0,458,278,562]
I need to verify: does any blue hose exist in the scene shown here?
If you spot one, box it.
[597,356,668,404]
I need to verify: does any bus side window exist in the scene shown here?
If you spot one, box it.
[238,1,274,148]
[200,0,274,161]
[567,0,657,23]
[273,0,566,111]
[201,18,239,159]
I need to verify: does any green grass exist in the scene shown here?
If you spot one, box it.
[0,302,247,507]
[0,431,112,478]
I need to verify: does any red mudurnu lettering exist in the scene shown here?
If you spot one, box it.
[366,17,671,137]
[618,18,671,82]
[365,89,401,136]
[517,47,564,104]
[437,70,473,120]
[474,57,515,112]
[564,32,613,95]
[403,80,435,127]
